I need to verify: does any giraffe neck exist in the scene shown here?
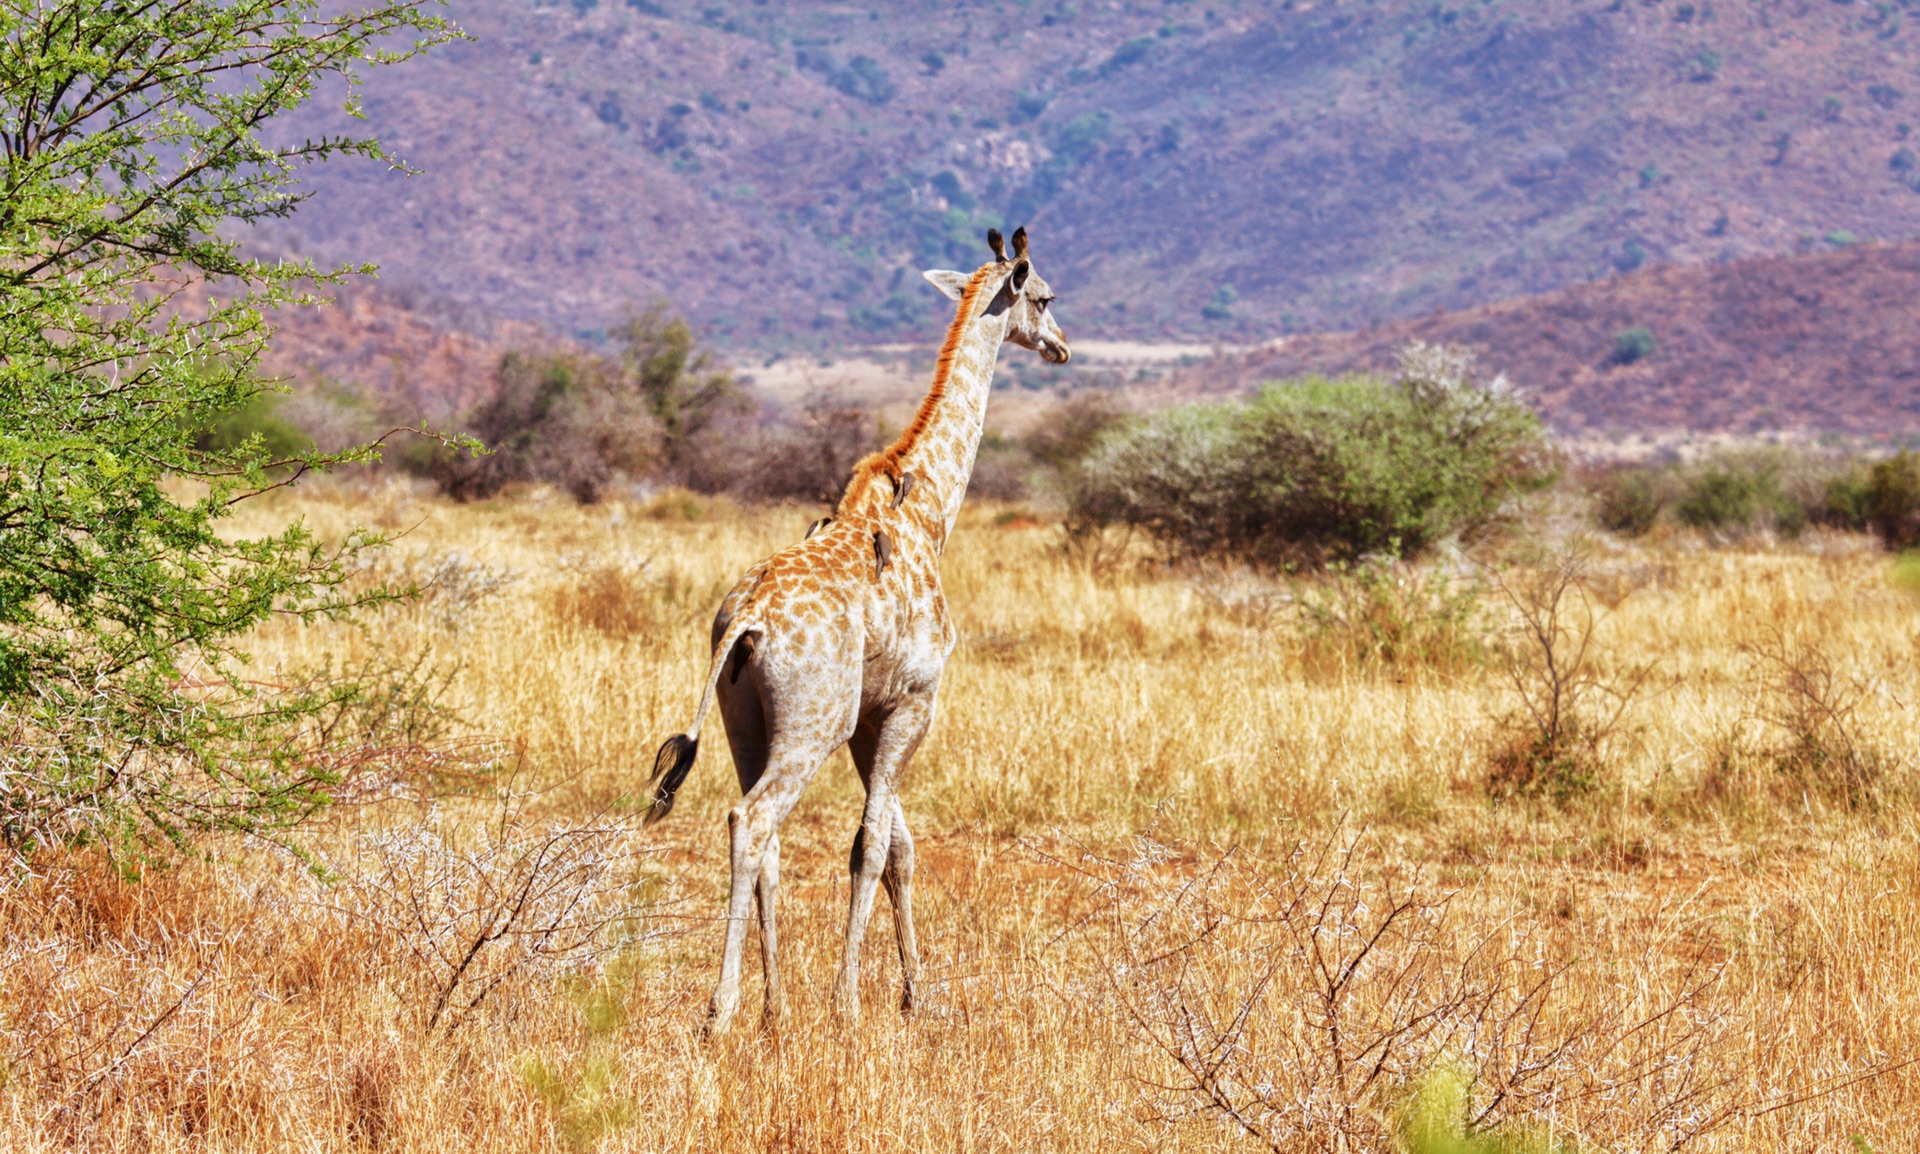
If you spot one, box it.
[872,266,1010,535]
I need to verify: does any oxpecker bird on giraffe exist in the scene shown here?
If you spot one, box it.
[643,227,1071,1035]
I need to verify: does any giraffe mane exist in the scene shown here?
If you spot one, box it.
[835,260,1002,517]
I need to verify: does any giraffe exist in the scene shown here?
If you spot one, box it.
[644,227,1069,1033]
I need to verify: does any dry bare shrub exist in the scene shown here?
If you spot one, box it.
[701,392,879,504]
[0,858,243,1146]
[965,432,1035,501]
[0,795,649,1147]
[412,552,518,630]
[1068,833,1739,1152]
[338,804,650,1034]
[1703,630,1901,812]
[1486,545,1654,802]
[352,548,517,632]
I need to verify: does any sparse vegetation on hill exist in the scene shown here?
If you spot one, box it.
[1189,240,1920,437]
[272,0,1920,346]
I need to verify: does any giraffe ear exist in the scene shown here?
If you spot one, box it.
[922,269,970,301]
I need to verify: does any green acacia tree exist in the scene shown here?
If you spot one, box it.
[0,0,461,860]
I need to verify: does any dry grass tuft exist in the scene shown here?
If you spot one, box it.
[3,482,1918,1150]
[547,561,663,640]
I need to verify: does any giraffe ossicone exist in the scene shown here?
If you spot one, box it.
[643,227,1070,1034]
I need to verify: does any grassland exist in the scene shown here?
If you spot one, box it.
[3,482,1917,1152]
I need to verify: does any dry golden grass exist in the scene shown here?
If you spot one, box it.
[4,481,1919,1152]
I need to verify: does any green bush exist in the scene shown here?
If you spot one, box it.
[1673,450,1810,537]
[1588,465,1667,536]
[192,392,314,463]
[1585,448,1920,546]
[1065,343,1555,566]
[1612,326,1656,364]
[1868,452,1920,549]
[1827,451,1920,549]
[1823,466,1876,532]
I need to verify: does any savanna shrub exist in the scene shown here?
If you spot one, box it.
[1022,391,1129,513]
[1673,449,1811,537]
[1824,451,1920,549]
[1612,326,1657,364]
[687,394,880,504]
[1065,343,1554,566]
[1023,391,1131,474]
[966,431,1034,501]
[1582,448,1920,546]
[428,308,741,503]
[1588,464,1668,537]
[428,350,664,503]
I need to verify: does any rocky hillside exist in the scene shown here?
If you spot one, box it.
[275,0,1920,348]
[1178,239,1920,438]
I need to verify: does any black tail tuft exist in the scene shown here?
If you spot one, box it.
[644,734,699,826]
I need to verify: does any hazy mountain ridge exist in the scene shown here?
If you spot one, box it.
[272,0,1920,349]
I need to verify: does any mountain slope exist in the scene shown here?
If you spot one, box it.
[1178,239,1920,437]
[276,0,1920,346]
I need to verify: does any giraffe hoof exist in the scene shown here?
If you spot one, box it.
[702,1003,737,1040]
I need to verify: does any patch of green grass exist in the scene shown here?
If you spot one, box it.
[1891,550,1920,596]
[1398,1063,1575,1154]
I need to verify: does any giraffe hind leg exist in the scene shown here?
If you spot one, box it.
[756,831,783,1026]
[708,748,827,1037]
[712,647,777,1035]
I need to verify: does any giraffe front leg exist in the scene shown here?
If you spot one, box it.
[836,695,932,1024]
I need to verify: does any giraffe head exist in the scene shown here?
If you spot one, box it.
[923,227,1071,364]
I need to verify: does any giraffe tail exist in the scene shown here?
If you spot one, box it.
[644,613,758,826]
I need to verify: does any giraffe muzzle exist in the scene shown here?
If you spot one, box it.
[1040,338,1070,364]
